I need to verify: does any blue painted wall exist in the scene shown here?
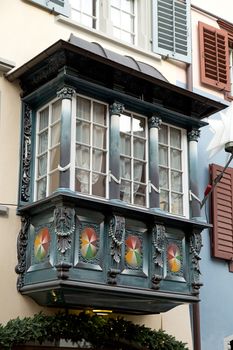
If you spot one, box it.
[198,114,233,350]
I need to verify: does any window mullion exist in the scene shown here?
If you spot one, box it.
[90,101,94,195]
[131,114,134,204]
[70,96,76,191]
[47,105,52,197]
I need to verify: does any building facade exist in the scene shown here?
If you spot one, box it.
[0,1,232,349]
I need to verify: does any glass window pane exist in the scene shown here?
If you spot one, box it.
[82,14,93,27]
[39,131,48,154]
[171,171,182,192]
[122,0,134,12]
[82,0,93,14]
[134,160,145,182]
[121,31,132,43]
[92,173,106,197]
[49,171,59,195]
[171,149,182,169]
[39,108,49,131]
[134,184,146,207]
[159,124,168,144]
[133,117,145,137]
[51,122,60,147]
[76,121,90,144]
[93,149,106,172]
[120,133,131,155]
[111,7,120,25]
[120,180,131,203]
[159,167,168,188]
[134,138,145,160]
[170,128,181,148]
[38,155,47,177]
[111,0,120,7]
[50,146,60,171]
[160,190,169,212]
[77,97,91,120]
[76,169,90,194]
[71,10,81,22]
[120,114,131,133]
[93,125,105,148]
[93,103,106,125]
[76,145,90,169]
[113,27,121,39]
[122,13,132,31]
[159,145,168,166]
[52,100,61,123]
[171,193,183,215]
[120,157,131,179]
[70,0,81,10]
[37,178,47,200]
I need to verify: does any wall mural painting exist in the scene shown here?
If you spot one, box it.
[125,234,142,269]
[80,227,98,260]
[167,242,182,274]
[34,227,51,262]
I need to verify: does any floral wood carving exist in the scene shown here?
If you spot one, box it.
[151,224,166,289]
[54,207,75,254]
[21,104,32,202]
[190,230,203,295]
[15,215,30,291]
[109,215,125,264]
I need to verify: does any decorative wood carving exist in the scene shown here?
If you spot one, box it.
[109,101,124,116]
[21,104,32,202]
[188,129,200,142]
[107,268,121,285]
[15,215,30,291]
[148,115,162,129]
[57,87,76,100]
[54,207,75,254]
[55,262,72,279]
[190,230,203,295]
[152,224,166,289]
[109,215,125,264]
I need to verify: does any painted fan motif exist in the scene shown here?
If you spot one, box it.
[34,228,51,261]
[167,243,182,273]
[81,227,98,259]
[125,235,142,268]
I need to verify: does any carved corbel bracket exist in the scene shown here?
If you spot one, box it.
[151,224,166,289]
[54,206,75,254]
[109,215,125,264]
[55,262,72,279]
[190,230,203,295]
[21,104,32,202]
[107,268,121,285]
[15,215,31,291]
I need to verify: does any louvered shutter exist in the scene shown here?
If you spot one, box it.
[199,22,230,91]
[27,0,70,17]
[210,164,233,263]
[152,0,191,63]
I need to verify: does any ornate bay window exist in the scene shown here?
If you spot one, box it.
[9,35,226,313]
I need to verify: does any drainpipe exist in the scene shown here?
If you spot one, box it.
[186,63,202,350]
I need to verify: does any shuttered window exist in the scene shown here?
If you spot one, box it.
[152,0,191,63]
[199,22,230,91]
[210,164,233,271]
[26,0,70,17]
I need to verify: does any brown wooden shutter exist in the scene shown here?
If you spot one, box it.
[210,164,233,266]
[199,22,230,91]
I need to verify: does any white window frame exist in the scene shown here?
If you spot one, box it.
[229,47,233,96]
[119,110,149,208]
[70,0,99,30]
[70,94,109,200]
[109,0,137,46]
[34,98,61,201]
[158,123,189,218]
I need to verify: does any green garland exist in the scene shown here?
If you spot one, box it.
[0,312,189,350]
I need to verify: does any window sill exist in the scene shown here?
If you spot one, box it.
[18,188,211,231]
[56,15,161,63]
